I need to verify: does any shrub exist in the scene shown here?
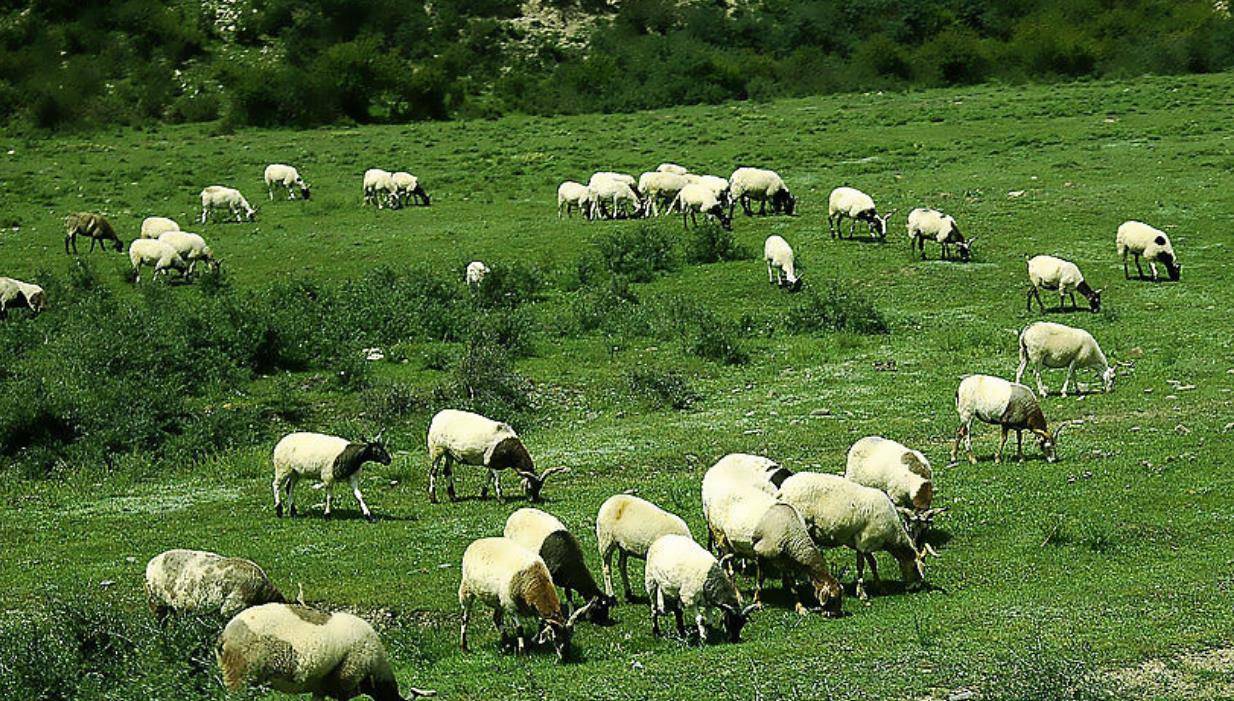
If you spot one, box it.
[470,261,544,310]
[627,366,700,410]
[567,275,640,334]
[787,285,889,335]
[592,223,680,283]
[441,334,535,424]
[687,309,750,365]
[684,220,748,264]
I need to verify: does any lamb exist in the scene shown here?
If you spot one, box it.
[828,187,895,240]
[1016,321,1115,397]
[200,186,257,223]
[728,167,796,216]
[776,472,929,601]
[158,230,220,276]
[145,549,284,620]
[363,168,400,209]
[0,277,47,318]
[458,537,592,660]
[670,183,732,230]
[1116,220,1180,281]
[587,177,641,220]
[218,603,435,700]
[128,239,187,283]
[637,171,690,216]
[907,208,974,261]
[426,409,568,503]
[391,171,431,207]
[844,436,942,547]
[557,181,592,219]
[64,212,123,254]
[503,508,617,623]
[763,235,803,291]
[952,374,1075,465]
[644,534,757,642]
[263,164,311,201]
[465,261,490,288]
[656,163,689,175]
[272,431,391,522]
[1026,255,1102,313]
[140,216,180,239]
[595,494,692,601]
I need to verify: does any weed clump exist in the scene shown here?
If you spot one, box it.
[684,220,748,264]
[788,284,889,335]
[627,366,700,410]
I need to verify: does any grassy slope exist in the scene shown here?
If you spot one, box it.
[2,73,1234,699]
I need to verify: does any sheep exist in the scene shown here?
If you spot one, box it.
[588,171,638,193]
[595,494,691,601]
[684,174,732,208]
[1116,220,1179,281]
[145,549,284,620]
[128,239,187,283]
[458,537,592,660]
[391,171,431,207]
[644,534,757,642]
[828,187,894,240]
[158,230,220,276]
[218,603,435,700]
[1016,321,1115,397]
[907,208,974,261]
[503,508,616,623]
[465,261,490,288]
[656,163,689,175]
[426,409,568,503]
[0,277,46,319]
[363,169,400,209]
[700,453,791,547]
[763,235,803,291]
[844,436,943,547]
[272,431,391,522]
[670,182,732,231]
[263,164,311,201]
[637,171,690,217]
[140,216,180,240]
[952,374,1076,465]
[728,167,796,216]
[1026,255,1102,313]
[776,472,929,601]
[557,181,592,219]
[587,177,642,220]
[64,212,123,254]
[200,186,257,223]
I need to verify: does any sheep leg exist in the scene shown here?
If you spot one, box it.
[649,585,662,637]
[694,611,707,643]
[767,261,775,285]
[459,598,471,651]
[284,475,298,517]
[1134,255,1145,279]
[673,601,686,638]
[964,421,976,464]
[600,545,616,596]
[758,199,766,216]
[1015,356,1028,385]
[350,475,373,522]
[1061,361,1076,397]
[865,553,881,590]
[754,561,765,606]
[619,551,635,602]
[323,483,333,518]
[273,474,286,517]
[855,551,869,602]
[268,186,275,201]
[427,454,442,503]
[996,427,1008,463]
[445,455,457,501]
[1016,430,1024,461]
[89,237,97,253]
[1123,255,1130,279]
[492,470,504,503]
[1149,261,1159,282]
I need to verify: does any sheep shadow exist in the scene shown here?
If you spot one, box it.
[922,528,954,549]
[281,508,414,523]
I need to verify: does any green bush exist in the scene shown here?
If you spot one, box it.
[441,334,535,425]
[684,221,748,264]
[787,285,890,335]
[592,223,680,283]
[627,366,700,410]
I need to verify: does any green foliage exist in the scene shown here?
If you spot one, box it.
[589,223,680,284]
[788,285,890,336]
[683,221,748,264]
[627,366,699,410]
[442,332,534,424]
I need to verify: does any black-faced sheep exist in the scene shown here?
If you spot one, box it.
[645,534,757,642]
[200,186,257,223]
[1026,255,1102,313]
[264,164,311,201]
[426,409,567,503]
[272,431,392,522]
[504,507,616,623]
[1117,220,1179,281]
[729,167,795,216]
[0,277,47,318]
[828,187,894,240]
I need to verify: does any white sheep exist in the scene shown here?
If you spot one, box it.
[828,187,894,240]
[1116,220,1179,281]
[763,235,802,291]
[587,177,641,220]
[670,182,732,230]
[656,163,689,175]
[844,436,942,546]
[637,171,690,216]
[200,186,256,223]
[128,239,187,283]
[1016,321,1115,397]
[595,494,691,601]
[1026,255,1102,313]
[271,431,391,522]
[426,409,567,503]
[644,534,757,642]
[503,508,616,622]
[700,453,790,546]
[263,164,311,201]
[158,230,219,276]
[465,261,490,288]
[0,277,46,318]
[145,549,284,620]
[556,181,592,219]
[363,168,400,209]
[140,216,180,239]
[684,174,732,208]
[776,472,928,601]
[952,374,1075,465]
[729,167,795,216]
[218,603,435,700]
[906,208,973,261]
[392,171,431,207]
[458,537,592,660]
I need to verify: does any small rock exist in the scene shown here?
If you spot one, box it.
[1007,190,1026,198]
[810,408,832,417]
[1175,424,1191,435]
[630,661,644,670]
[99,580,115,589]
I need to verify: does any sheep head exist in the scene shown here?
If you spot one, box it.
[775,190,797,216]
[1086,288,1103,313]
[517,466,569,502]
[299,184,311,200]
[956,237,976,261]
[583,593,617,625]
[1159,250,1180,280]
[718,603,759,642]
[365,432,393,466]
[1101,366,1116,393]
[537,600,591,661]
[813,576,844,618]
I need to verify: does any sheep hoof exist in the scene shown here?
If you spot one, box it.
[275,505,283,518]
[364,514,376,523]
[967,456,977,465]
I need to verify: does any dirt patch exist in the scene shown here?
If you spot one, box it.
[1107,648,1234,700]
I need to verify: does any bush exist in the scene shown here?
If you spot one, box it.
[684,220,747,264]
[567,275,640,335]
[470,261,544,310]
[441,334,535,424]
[627,366,700,410]
[592,223,680,283]
[787,285,890,335]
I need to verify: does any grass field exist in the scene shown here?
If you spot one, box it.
[2,72,1234,700]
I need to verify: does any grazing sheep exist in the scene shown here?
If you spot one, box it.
[684,174,733,208]
[218,603,435,700]
[363,169,400,209]
[200,186,257,223]
[0,277,46,318]
[557,181,592,219]
[828,187,894,240]
[158,231,219,276]
[1026,255,1102,313]
[728,167,796,216]
[637,171,690,217]
[645,534,757,642]
[777,472,928,601]
[595,494,692,601]
[656,163,689,175]
[263,164,311,201]
[952,374,1075,465]
[458,537,592,660]
[844,436,942,547]
[670,183,732,230]
[64,212,123,254]
[426,409,567,503]
[588,177,642,220]
[465,261,490,288]
[145,549,284,620]
[391,171,430,207]
[503,508,616,623]
[907,208,973,261]
[1016,321,1115,397]
[701,453,791,550]
[129,239,187,283]
[140,216,181,240]
[763,235,803,291]
[272,431,391,522]
[588,171,638,192]
[1117,221,1179,281]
